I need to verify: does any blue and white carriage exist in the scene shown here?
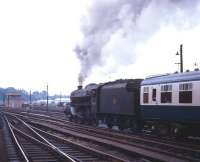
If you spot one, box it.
[140,70,200,136]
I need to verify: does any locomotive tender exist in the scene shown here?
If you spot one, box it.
[70,70,200,136]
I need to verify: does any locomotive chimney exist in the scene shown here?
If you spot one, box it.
[78,85,82,90]
[78,75,83,90]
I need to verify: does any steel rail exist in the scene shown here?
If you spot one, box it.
[11,125,77,162]
[6,113,77,162]
[4,117,30,162]
[6,112,130,162]
[25,114,200,154]
[31,124,129,162]
[29,118,200,162]
[14,111,200,150]
[5,110,200,162]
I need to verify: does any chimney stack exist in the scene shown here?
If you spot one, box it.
[78,85,82,90]
[78,74,84,90]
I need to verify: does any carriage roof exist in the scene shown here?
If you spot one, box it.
[141,70,200,86]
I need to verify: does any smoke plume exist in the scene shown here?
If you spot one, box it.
[75,0,200,84]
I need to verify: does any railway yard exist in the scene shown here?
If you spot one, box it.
[0,108,199,162]
[1,0,200,162]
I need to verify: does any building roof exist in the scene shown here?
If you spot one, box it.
[141,70,200,86]
[6,93,21,96]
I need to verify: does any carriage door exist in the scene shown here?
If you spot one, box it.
[152,88,157,104]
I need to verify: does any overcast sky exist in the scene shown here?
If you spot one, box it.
[0,0,200,95]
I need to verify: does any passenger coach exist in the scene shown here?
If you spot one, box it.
[140,70,200,136]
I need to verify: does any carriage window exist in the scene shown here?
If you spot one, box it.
[161,92,172,103]
[161,85,172,103]
[143,87,149,103]
[161,85,172,91]
[152,89,156,101]
[179,83,192,103]
[179,83,192,91]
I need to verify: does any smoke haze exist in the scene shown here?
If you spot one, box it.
[75,0,200,84]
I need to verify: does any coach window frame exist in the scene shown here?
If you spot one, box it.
[143,87,149,104]
[152,88,157,102]
[179,83,192,103]
[160,84,172,103]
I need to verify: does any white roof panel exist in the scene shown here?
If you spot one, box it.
[141,70,200,85]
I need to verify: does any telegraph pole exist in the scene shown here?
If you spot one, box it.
[180,44,183,73]
[60,92,62,104]
[176,44,183,73]
[29,90,32,110]
[47,84,48,112]
[7,95,9,109]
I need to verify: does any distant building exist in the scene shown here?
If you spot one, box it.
[5,93,24,108]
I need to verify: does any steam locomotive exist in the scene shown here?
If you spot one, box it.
[69,70,200,137]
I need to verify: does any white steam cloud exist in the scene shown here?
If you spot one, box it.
[75,0,200,84]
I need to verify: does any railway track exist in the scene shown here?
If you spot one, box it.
[1,115,21,162]
[4,111,200,162]
[29,119,200,162]
[3,116,76,162]
[18,111,200,149]
[5,114,132,162]
[16,109,200,144]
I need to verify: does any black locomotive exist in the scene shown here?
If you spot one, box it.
[70,79,142,129]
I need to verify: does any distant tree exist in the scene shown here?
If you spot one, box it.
[0,87,67,103]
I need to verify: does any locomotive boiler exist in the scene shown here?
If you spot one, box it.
[70,83,99,122]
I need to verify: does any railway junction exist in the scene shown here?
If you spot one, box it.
[0,107,200,162]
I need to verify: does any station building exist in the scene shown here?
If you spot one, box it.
[5,93,24,108]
